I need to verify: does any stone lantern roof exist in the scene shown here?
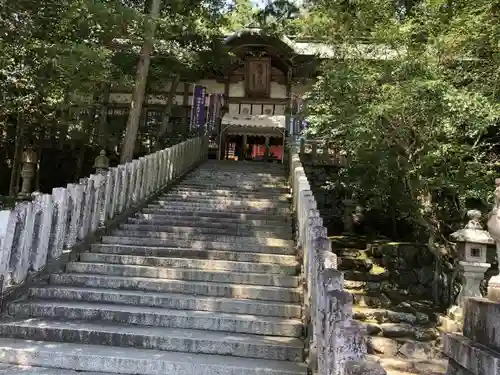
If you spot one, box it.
[450,209,494,245]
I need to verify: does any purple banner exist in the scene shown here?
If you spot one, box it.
[207,93,222,132]
[190,85,207,132]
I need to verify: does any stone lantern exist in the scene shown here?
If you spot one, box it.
[93,150,110,175]
[449,209,492,319]
[18,147,38,198]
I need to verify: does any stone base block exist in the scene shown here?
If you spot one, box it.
[443,333,500,375]
[463,297,500,352]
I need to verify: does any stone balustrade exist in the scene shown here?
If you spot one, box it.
[299,138,349,166]
[0,136,208,294]
[289,139,385,375]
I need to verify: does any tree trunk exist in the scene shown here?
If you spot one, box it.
[156,75,180,150]
[98,83,111,150]
[9,112,24,197]
[120,0,162,163]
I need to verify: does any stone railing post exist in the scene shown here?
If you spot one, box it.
[49,188,69,260]
[289,141,387,375]
[300,138,306,154]
[311,141,318,164]
[322,142,329,163]
[0,137,206,298]
[30,194,54,272]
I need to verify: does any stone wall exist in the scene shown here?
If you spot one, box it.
[0,137,208,294]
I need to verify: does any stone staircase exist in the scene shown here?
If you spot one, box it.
[0,161,307,375]
[332,235,447,375]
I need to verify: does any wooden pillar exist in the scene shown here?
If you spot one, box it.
[242,134,248,160]
[265,135,270,158]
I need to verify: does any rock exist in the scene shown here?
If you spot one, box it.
[398,340,437,360]
[367,337,399,356]
[409,284,428,296]
[415,266,434,285]
[344,280,365,289]
[365,354,381,363]
[353,308,386,322]
[365,322,382,335]
[345,360,387,375]
[366,282,381,291]
[380,323,415,338]
[414,328,438,341]
[415,311,430,324]
[386,310,417,324]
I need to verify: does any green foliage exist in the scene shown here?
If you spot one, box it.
[304,0,500,246]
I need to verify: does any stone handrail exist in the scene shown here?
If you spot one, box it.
[0,136,208,294]
[299,138,349,166]
[289,139,385,375]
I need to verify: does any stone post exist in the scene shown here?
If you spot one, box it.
[18,147,38,198]
[343,198,356,233]
[30,194,54,272]
[322,142,329,163]
[449,209,492,320]
[49,187,69,260]
[93,150,109,175]
[300,138,306,154]
[311,141,318,164]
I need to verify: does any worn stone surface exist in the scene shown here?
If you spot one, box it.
[0,160,310,375]
[345,360,387,375]
[379,357,447,375]
[367,337,399,356]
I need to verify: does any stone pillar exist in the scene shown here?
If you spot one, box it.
[93,150,109,175]
[264,135,270,159]
[311,141,318,164]
[300,138,306,154]
[18,147,38,198]
[322,142,329,163]
[449,209,492,320]
[343,198,356,234]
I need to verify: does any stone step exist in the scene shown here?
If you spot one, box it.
[65,262,299,288]
[90,244,298,266]
[28,286,302,318]
[120,223,293,239]
[134,213,289,226]
[9,301,303,337]
[109,230,293,248]
[80,253,299,275]
[50,273,302,302]
[339,256,374,271]
[162,192,290,202]
[354,307,430,326]
[145,204,289,216]
[101,236,294,255]
[348,290,392,308]
[169,187,289,199]
[142,207,287,221]
[155,196,289,207]
[329,235,368,250]
[343,270,390,282]
[0,318,303,362]
[0,338,307,375]
[0,364,112,374]
[176,183,288,193]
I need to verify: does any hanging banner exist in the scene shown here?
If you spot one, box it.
[207,93,222,132]
[190,85,207,132]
